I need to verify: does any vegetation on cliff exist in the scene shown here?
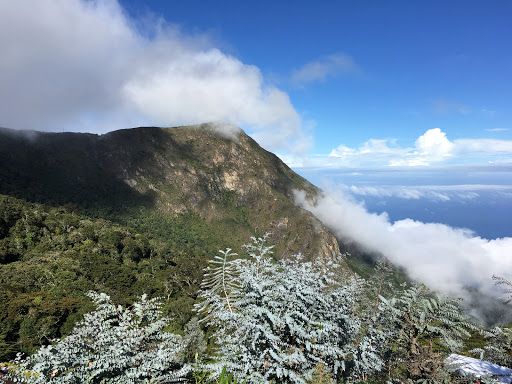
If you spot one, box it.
[0,195,207,360]
[0,125,345,361]
[6,236,510,383]
[0,125,339,260]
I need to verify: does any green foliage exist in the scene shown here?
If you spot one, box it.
[211,366,247,384]
[5,292,189,383]
[190,365,246,384]
[1,233,492,384]
[0,326,16,361]
[196,248,241,315]
[471,326,512,368]
[378,284,477,383]
[197,236,361,384]
[0,195,206,359]
[469,275,512,367]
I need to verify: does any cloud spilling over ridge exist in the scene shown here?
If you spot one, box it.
[0,0,308,152]
[295,189,512,316]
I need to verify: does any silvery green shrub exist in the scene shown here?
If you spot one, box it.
[197,235,363,384]
[6,291,188,383]
[379,284,476,383]
[470,275,512,367]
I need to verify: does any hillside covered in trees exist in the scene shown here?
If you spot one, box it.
[0,125,345,361]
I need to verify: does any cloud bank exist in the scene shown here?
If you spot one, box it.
[0,0,308,152]
[326,128,512,167]
[340,184,494,202]
[295,189,512,320]
[338,183,512,203]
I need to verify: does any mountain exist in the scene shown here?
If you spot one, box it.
[0,124,340,259]
[0,124,347,359]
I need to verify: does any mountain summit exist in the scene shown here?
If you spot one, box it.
[0,123,340,260]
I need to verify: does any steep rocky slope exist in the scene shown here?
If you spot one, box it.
[0,123,340,260]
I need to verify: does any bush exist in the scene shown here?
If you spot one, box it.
[197,235,362,384]
[6,292,188,383]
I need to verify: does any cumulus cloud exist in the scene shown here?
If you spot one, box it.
[391,128,455,166]
[416,128,454,157]
[325,128,512,167]
[0,0,308,152]
[291,53,360,86]
[327,129,454,167]
[329,138,410,167]
[295,189,512,320]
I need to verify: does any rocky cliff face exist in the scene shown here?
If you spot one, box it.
[0,124,341,260]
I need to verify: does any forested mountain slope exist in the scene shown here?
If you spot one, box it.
[0,124,339,259]
[0,195,210,359]
[0,124,346,359]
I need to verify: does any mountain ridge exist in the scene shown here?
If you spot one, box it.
[0,123,354,359]
[0,123,341,260]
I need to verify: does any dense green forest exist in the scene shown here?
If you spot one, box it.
[0,195,211,360]
[0,126,336,261]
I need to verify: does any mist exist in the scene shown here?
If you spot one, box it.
[295,189,512,323]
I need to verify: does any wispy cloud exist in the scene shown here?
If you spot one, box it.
[486,128,509,132]
[291,53,360,86]
[0,0,309,153]
[339,183,512,202]
[481,108,497,117]
[430,100,499,118]
[455,139,512,154]
[431,99,471,115]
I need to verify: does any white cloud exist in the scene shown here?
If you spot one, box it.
[457,192,479,200]
[416,128,454,158]
[295,189,512,319]
[454,139,512,154]
[431,99,471,115]
[320,128,512,168]
[486,128,509,132]
[291,53,360,86]
[329,138,411,167]
[337,183,507,202]
[0,0,308,153]
[327,129,455,167]
[391,128,455,166]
